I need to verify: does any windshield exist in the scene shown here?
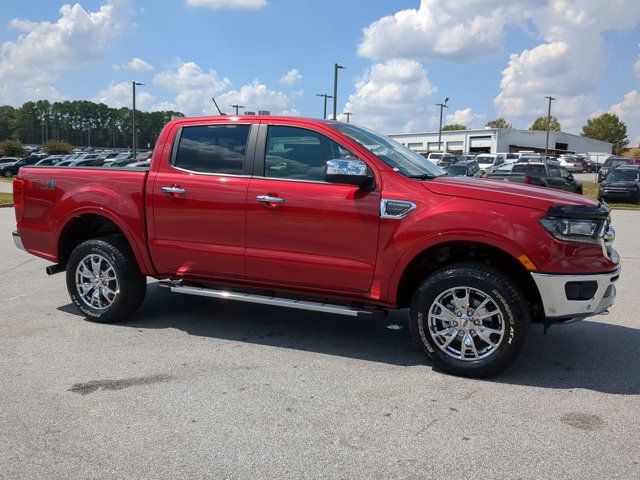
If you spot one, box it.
[331,123,446,178]
[475,155,495,165]
[607,170,639,182]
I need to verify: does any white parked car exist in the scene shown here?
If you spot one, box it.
[475,153,507,177]
[558,155,584,173]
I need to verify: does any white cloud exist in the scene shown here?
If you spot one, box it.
[114,57,154,72]
[610,90,640,146]
[185,0,266,9]
[153,61,232,115]
[342,59,436,133]
[494,0,640,133]
[635,44,640,78]
[218,79,291,114]
[0,0,132,105]
[279,68,302,86]
[446,108,485,128]
[93,81,155,109]
[357,0,530,63]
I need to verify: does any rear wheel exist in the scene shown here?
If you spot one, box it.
[3,170,13,178]
[66,237,146,323]
[410,263,529,377]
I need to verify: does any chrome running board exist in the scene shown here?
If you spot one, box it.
[157,281,385,318]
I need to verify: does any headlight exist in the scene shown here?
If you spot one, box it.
[539,217,603,243]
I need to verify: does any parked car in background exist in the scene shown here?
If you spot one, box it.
[558,155,584,173]
[630,156,640,166]
[598,165,640,204]
[574,155,597,173]
[475,154,507,177]
[35,156,64,166]
[459,154,476,162]
[444,160,480,177]
[56,157,105,168]
[0,157,41,178]
[425,152,458,167]
[488,160,582,193]
[598,156,631,182]
[104,152,133,167]
[0,156,22,165]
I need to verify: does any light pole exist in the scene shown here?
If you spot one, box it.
[343,112,354,123]
[544,96,556,160]
[132,81,144,157]
[332,63,345,120]
[315,93,333,119]
[229,104,245,115]
[435,98,449,152]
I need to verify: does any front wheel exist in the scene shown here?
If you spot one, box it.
[66,237,146,323]
[410,263,530,377]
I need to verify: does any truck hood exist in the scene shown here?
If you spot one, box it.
[423,176,597,211]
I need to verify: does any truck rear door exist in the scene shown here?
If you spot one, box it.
[148,121,256,279]
[244,122,380,293]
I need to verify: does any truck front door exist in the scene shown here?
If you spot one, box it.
[245,123,380,293]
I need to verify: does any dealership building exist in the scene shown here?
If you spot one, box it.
[388,128,613,156]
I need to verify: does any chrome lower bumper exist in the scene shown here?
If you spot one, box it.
[531,267,620,322]
[12,231,25,251]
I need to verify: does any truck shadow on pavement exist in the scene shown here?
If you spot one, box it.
[59,283,640,395]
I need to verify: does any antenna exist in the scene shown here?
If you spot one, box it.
[211,97,226,115]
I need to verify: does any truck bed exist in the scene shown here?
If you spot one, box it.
[15,166,150,266]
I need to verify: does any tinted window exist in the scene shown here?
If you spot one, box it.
[513,164,546,175]
[603,157,630,168]
[174,124,250,174]
[446,165,467,176]
[265,126,353,181]
[547,165,560,177]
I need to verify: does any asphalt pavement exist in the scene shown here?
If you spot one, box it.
[0,180,13,194]
[1,207,639,479]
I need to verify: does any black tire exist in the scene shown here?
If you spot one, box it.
[3,170,13,178]
[576,187,583,195]
[409,263,530,377]
[65,237,146,323]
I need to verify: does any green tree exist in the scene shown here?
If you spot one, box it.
[0,139,26,157]
[530,116,561,131]
[486,117,512,129]
[0,105,17,140]
[442,123,467,131]
[581,113,628,154]
[44,140,73,155]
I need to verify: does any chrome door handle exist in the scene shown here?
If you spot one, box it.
[256,195,284,204]
[161,186,186,194]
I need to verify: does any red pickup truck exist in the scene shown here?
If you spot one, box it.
[12,116,620,377]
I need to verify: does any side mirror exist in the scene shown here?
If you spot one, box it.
[324,159,374,188]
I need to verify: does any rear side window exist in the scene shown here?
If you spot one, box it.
[264,125,354,181]
[547,165,560,177]
[174,124,250,174]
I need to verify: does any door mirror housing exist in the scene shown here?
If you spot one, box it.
[324,159,374,188]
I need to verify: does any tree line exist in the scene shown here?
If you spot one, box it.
[0,100,183,150]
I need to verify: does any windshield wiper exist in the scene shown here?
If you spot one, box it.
[407,173,447,180]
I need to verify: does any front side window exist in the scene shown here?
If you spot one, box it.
[547,165,561,178]
[174,124,250,174]
[265,125,354,181]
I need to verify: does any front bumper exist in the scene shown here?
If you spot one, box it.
[12,231,25,251]
[531,267,620,323]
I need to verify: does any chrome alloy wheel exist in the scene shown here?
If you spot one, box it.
[427,286,505,361]
[75,254,119,310]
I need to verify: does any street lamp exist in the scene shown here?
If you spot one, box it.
[315,93,333,119]
[132,81,144,157]
[544,96,556,160]
[229,104,245,115]
[343,112,354,123]
[435,97,449,152]
[332,63,345,120]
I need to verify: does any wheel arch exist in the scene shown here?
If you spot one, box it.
[394,240,543,319]
[57,212,151,274]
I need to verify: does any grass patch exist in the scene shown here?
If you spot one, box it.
[581,181,640,210]
[0,192,13,207]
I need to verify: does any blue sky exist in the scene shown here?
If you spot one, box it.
[1,0,639,142]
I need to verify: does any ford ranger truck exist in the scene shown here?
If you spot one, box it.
[12,116,620,377]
